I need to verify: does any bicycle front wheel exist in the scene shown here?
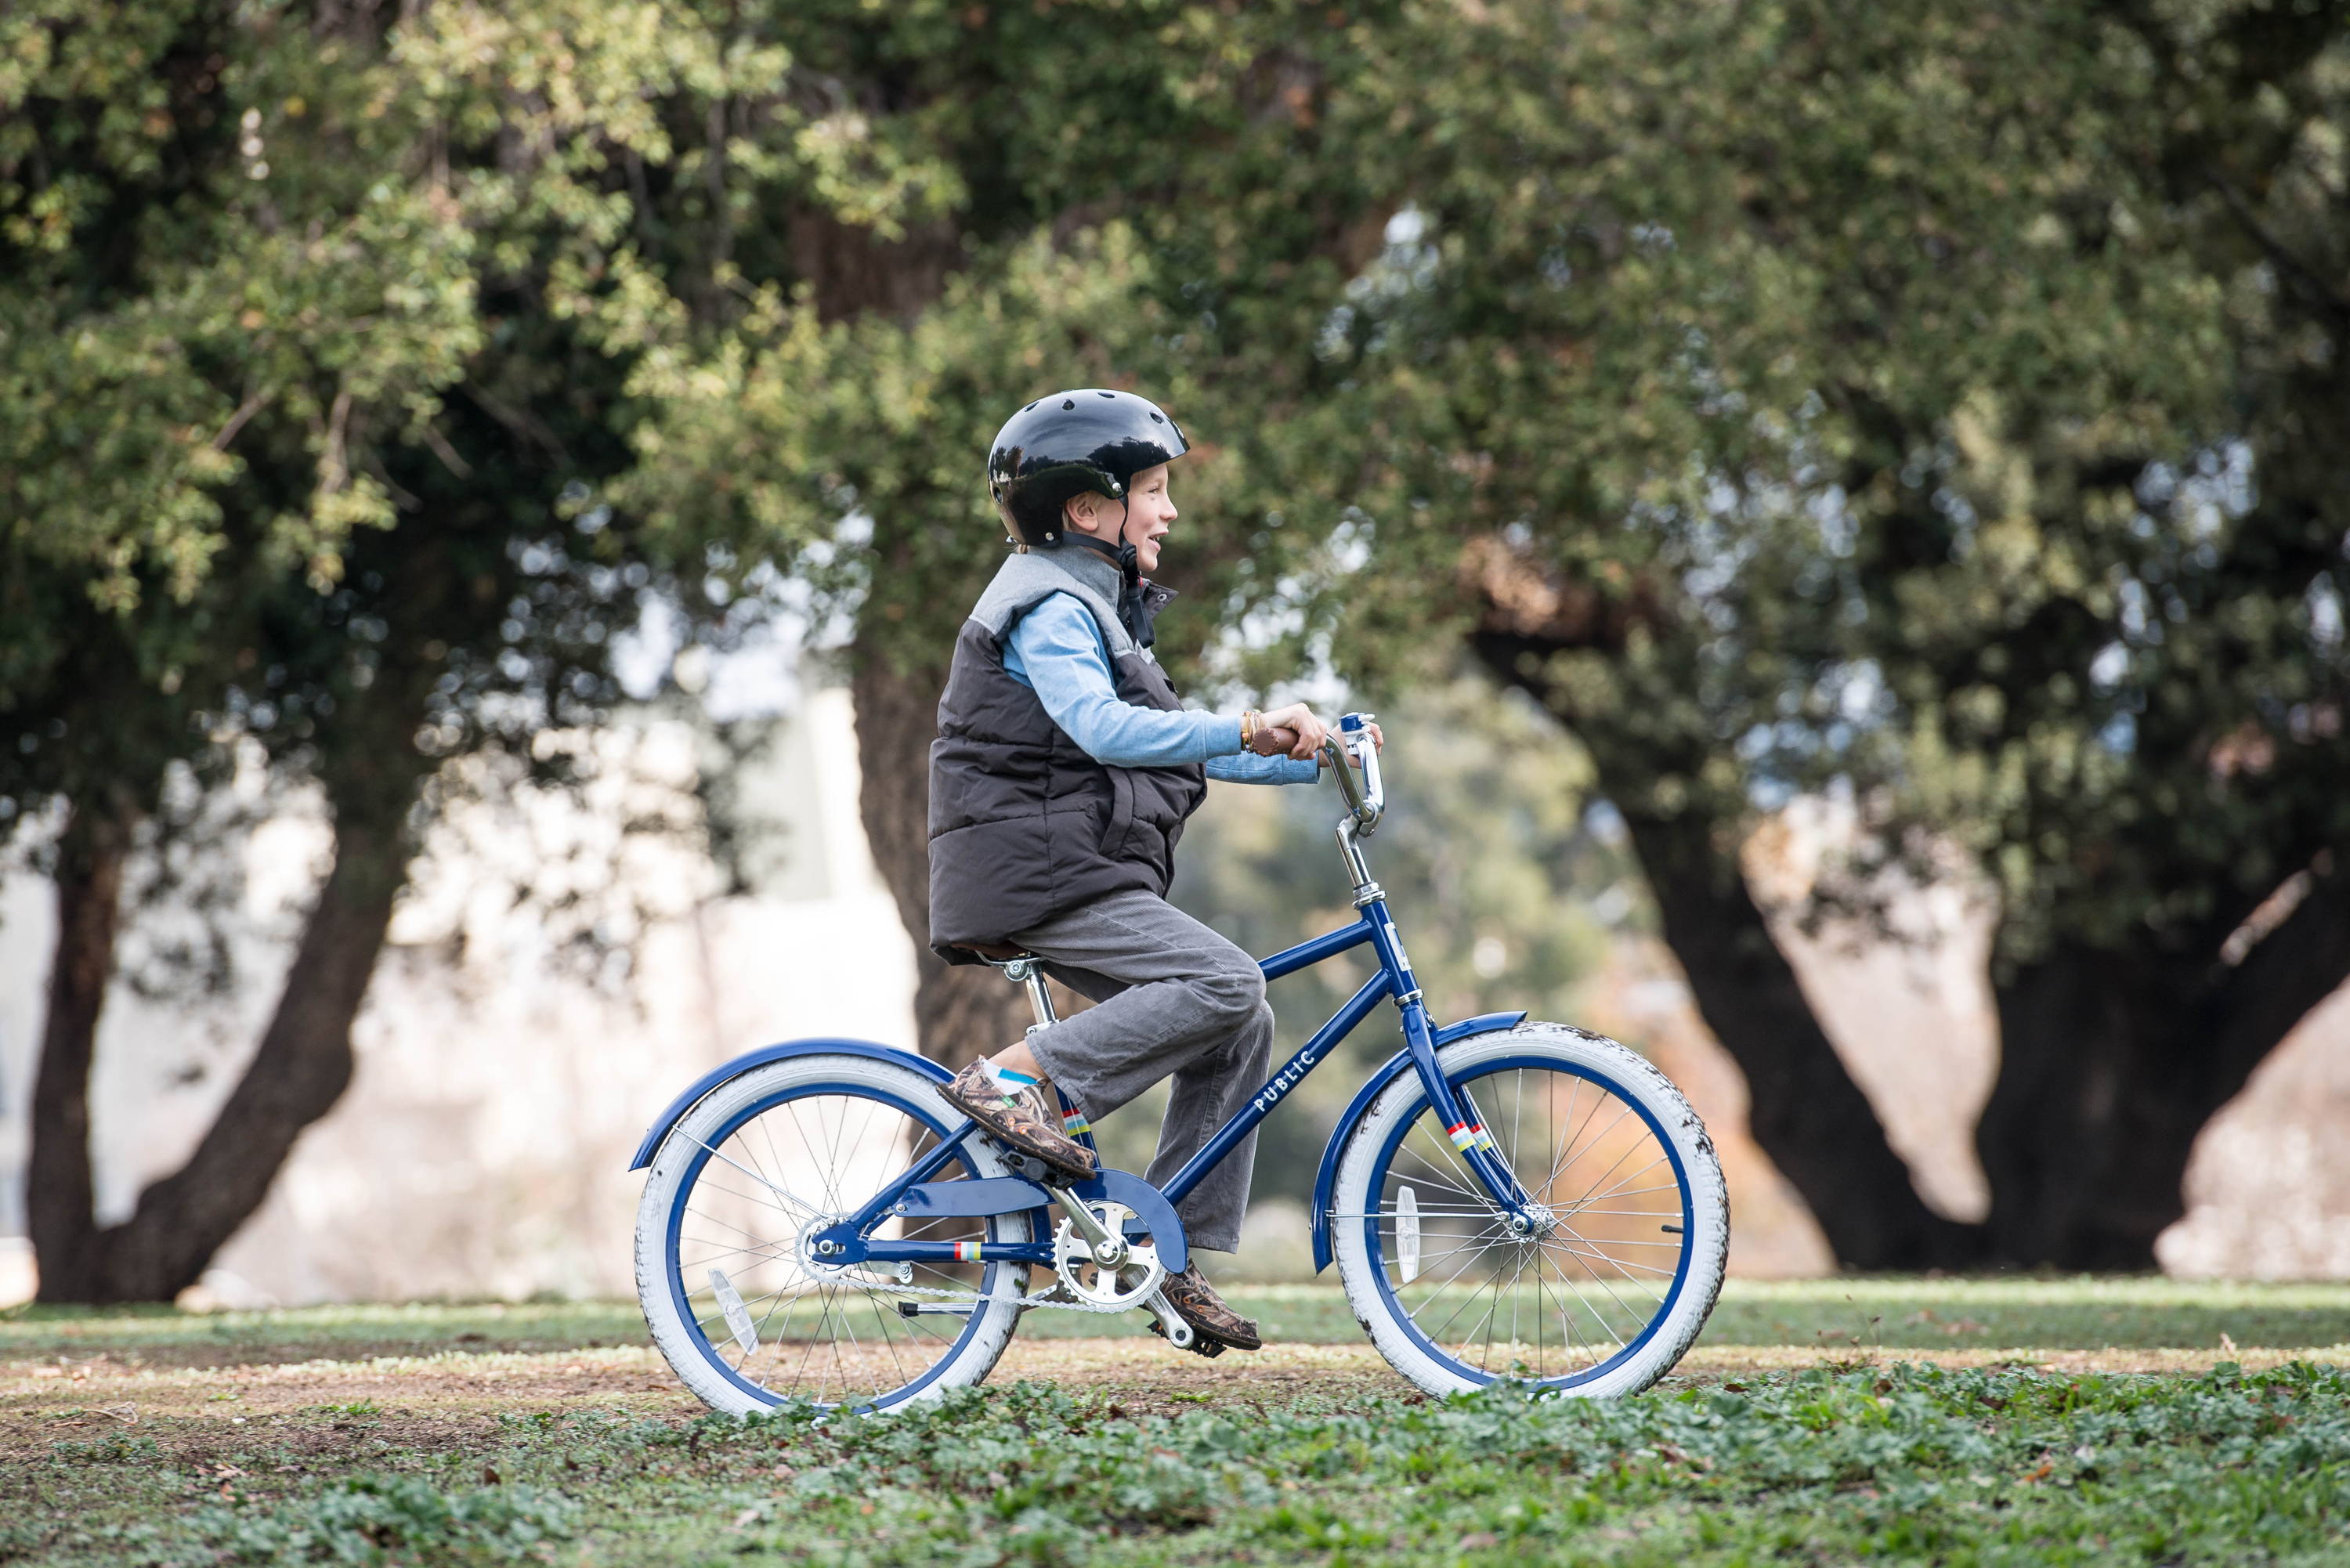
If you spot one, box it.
[634,1053,1029,1415]
[1331,1022,1726,1397]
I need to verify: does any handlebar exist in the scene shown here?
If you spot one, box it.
[1245,712,1385,834]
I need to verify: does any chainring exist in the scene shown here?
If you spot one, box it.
[1052,1201,1165,1310]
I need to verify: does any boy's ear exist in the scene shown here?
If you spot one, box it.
[1064,492,1100,530]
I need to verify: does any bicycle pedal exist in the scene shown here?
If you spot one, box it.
[1148,1317,1226,1358]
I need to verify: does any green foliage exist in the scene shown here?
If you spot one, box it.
[1282,0,2350,966]
[182,1476,575,1566]
[618,223,1198,665]
[26,1364,2350,1566]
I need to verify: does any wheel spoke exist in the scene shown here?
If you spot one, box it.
[657,1076,1013,1413]
[1363,1050,1708,1392]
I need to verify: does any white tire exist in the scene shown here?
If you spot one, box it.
[1332,1023,1727,1397]
[634,1053,1029,1415]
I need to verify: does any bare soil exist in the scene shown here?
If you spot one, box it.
[9,1332,2335,1469]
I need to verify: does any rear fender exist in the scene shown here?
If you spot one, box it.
[1307,1012,1527,1272]
[627,1039,950,1171]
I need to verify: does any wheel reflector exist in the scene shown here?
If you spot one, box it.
[1397,1185,1421,1284]
[709,1268,758,1354]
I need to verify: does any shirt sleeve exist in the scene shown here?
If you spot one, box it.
[1001,594,1321,784]
[1206,751,1323,785]
[1003,595,1241,766]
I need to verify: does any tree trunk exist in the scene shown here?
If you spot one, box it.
[1611,789,1983,1270]
[849,647,1036,1073]
[1979,868,2350,1267]
[25,799,135,1302]
[31,768,421,1303]
[1470,618,1977,1269]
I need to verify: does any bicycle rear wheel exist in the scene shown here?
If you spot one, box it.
[1331,1022,1726,1396]
[634,1053,1029,1414]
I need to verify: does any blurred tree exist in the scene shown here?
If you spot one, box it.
[5,0,854,1300]
[613,3,1397,1071]
[1289,0,2350,1268]
[2,0,1400,1299]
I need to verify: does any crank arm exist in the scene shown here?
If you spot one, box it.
[1142,1289,1196,1349]
[1045,1182,1128,1266]
[1142,1290,1221,1355]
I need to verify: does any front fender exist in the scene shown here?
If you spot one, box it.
[1307,1012,1526,1272]
[627,1039,949,1171]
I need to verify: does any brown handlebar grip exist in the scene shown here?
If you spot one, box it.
[1247,724,1303,757]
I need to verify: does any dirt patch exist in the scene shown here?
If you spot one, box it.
[9,1339,2340,1461]
[0,1336,649,1375]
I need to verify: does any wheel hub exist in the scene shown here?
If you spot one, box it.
[799,1219,856,1277]
[1053,1201,1163,1310]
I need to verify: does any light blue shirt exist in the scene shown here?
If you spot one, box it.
[1003,594,1321,785]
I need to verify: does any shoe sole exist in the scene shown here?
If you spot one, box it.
[939,1086,1098,1183]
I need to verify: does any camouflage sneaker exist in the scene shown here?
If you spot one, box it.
[1157,1264,1261,1351]
[941,1058,1098,1183]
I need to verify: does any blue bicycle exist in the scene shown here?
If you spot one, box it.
[631,714,1728,1412]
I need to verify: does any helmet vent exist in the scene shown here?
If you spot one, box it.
[1149,412,1163,422]
[1097,390,1115,398]
[1061,398,1076,410]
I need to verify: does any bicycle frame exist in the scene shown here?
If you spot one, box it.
[810,715,1540,1269]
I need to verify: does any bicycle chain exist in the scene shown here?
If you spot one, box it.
[826,1272,1136,1314]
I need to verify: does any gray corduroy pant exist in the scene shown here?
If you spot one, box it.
[1009,890,1273,1253]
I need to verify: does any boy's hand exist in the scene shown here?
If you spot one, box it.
[1259,703,1331,761]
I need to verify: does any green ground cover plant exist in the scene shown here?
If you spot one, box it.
[16,1362,2350,1566]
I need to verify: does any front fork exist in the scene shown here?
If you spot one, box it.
[1397,995,1538,1225]
[1359,892,1535,1223]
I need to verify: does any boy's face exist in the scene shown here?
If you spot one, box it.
[1066,463,1177,574]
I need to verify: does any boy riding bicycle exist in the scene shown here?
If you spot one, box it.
[927,389,1378,1354]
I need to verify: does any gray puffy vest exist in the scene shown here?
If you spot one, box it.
[927,549,1207,962]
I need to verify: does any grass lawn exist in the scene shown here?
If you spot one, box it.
[7,1280,2349,1565]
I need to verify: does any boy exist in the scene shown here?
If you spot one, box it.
[926,388,1377,1353]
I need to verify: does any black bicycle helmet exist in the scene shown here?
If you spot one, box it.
[987,388,1189,548]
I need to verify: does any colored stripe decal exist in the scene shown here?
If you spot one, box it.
[954,1240,983,1262]
[1447,1122,1496,1153]
[1061,1111,1092,1136]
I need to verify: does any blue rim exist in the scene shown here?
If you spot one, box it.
[662,1077,1009,1413]
[1362,1052,1695,1391]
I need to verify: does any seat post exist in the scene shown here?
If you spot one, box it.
[1001,956,1058,1028]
